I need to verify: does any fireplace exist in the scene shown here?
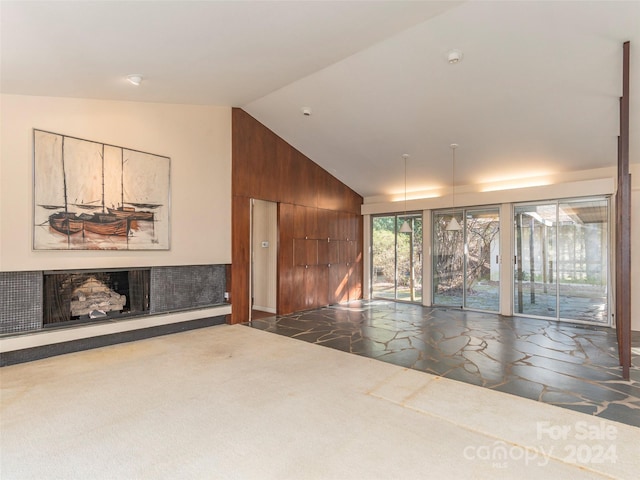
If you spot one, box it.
[43,269,150,326]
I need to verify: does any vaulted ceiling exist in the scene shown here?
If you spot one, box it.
[2,1,638,199]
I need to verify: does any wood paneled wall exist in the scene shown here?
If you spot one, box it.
[231,108,363,324]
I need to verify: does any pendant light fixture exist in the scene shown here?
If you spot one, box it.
[400,153,412,233]
[446,143,462,231]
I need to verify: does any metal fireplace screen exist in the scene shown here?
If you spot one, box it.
[42,269,150,325]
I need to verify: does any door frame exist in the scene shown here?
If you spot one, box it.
[249,198,278,321]
[431,205,501,314]
[370,211,423,303]
[512,196,612,326]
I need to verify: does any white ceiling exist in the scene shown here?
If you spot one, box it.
[2,1,639,199]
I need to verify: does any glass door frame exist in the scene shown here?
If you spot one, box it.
[512,196,612,326]
[432,205,501,313]
[370,211,423,304]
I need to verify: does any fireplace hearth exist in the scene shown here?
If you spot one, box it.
[43,269,150,326]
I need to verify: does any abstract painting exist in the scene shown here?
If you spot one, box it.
[33,129,170,250]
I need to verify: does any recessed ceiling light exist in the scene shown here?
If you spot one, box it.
[127,74,143,86]
[447,50,463,64]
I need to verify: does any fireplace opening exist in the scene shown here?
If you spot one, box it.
[43,269,150,326]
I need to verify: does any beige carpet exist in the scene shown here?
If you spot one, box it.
[1,324,638,479]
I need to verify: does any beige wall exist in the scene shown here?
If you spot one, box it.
[0,94,231,271]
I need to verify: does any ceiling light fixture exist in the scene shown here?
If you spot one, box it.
[446,144,462,231]
[126,74,143,86]
[400,154,412,233]
[447,49,463,64]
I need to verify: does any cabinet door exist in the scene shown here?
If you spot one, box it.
[293,238,318,266]
[315,265,330,307]
[328,239,340,265]
[317,208,330,239]
[348,258,363,301]
[305,206,318,240]
[330,263,349,304]
[293,204,306,238]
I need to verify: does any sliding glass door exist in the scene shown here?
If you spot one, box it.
[514,198,609,325]
[514,203,557,317]
[465,208,500,311]
[433,211,464,306]
[433,207,500,311]
[371,213,422,302]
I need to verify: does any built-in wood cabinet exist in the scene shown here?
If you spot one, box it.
[232,108,363,324]
[280,204,362,313]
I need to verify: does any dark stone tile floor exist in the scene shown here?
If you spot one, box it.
[247,300,640,428]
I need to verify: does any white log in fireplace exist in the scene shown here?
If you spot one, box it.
[70,276,127,317]
[43,268,150,326]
